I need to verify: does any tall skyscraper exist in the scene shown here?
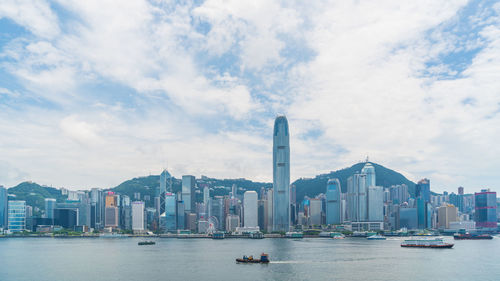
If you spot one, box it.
[104,192,119,228]
[0,186,7,229]
[8,200,26,232]
[163,193,177,231]
[458,186,464,195]
[203,186,210,205]
[361,163,376,187]
[131,201,145,231]
[182,175,195,212]
[367,186,384,221]
[158,169,172,219]
[273,115,290,232]
[416,179,431,203]
[309,199,322,225]
[243,191,258,228]
[44,198,56,219]
[347,173,367,222]
[325,179,341,225]
[474,189,497,229]
[437,204,458,229]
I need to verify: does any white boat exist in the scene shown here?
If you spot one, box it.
[367,234,386,240]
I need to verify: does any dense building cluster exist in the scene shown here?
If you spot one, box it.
[0,115,498,235]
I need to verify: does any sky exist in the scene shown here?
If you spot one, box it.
[1,0,500,193]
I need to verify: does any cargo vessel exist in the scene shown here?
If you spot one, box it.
[453,233,493,240]
[236,253,270,264]
[401,238,453,248]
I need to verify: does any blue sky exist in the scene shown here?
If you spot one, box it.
[1,0,500,193]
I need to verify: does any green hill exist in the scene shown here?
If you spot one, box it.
[293,162,415,202]
[7,182,65,213]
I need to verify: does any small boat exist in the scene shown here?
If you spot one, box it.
[285,232,303,238]
[212,232,225,239]
[138,241,155,245]
[249,232,264,239]
[401,238,453,248]
[330,232,345,239]
[453,233,493,240]
[367,234,386,240]
[236,253,270,264]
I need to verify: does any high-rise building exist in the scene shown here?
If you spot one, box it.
[90,188,103,229]
[226,214,240,232]
[209,196,224,230]
[272,115,290,232]
[176,200,185,230]
[437,204,458,229]
[399,207,418,229]
[243,191,258,228]
[0,186,7,229]
[131,201,144,231]
[347,173,367,222]
[104,192,119,228]
[44,198,56,220]
[266,189,273,232]
[389,184,409,204]
[326,179,341,225]
[163,193,177,231]
[182,175,195,212]
[203,186,210,205]
[361,163,376,187]
[8,200,26,232]
[158,169,172,219]
[416,179,431,203]
[458,186,464,195]
[258,199,268,231]
[417,197,432,229]
[367,186,384,222]
[474,189,497,229]
[309,199,322,225]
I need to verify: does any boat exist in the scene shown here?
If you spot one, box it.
[453,233,493,240]
[401,238,453,248]
[285,232,304,238]
[249,232,264,239]
[138,241,155,245]
[236,253,270,264]
[330,232,345,239]
[367,234,386,240]
[212,232,225,239]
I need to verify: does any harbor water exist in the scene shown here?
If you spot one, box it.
[1,236,499,281]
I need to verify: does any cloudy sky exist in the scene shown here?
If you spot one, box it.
[1,0,499,193]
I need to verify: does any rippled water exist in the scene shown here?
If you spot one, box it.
[1,236,499,281]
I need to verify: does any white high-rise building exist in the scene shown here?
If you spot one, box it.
[368,186,384,221]
[203,186,210,205]
[131,201,144,231]
[244,191,258,228]
[362,163,376,187]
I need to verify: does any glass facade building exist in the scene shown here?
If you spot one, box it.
[182,175,195,212]
[163,193,177,231]
[8,200,26,232]
[325,179,341,225]
[416,179,431,203]
[273,115,290,232]
[45,198,56,220]
[475,190,497,229]
[361,163,376,187]
[0,186,7,229]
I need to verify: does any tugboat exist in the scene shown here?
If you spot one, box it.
[401,238,453,248]
[453,233,493,240]
[236,253,270,264]
[138,241,156,245]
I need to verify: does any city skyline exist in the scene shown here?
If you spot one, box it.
[1,1,500,193]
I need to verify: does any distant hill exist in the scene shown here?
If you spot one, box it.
[7,182,65,213]
[6,162,415,210]
[293,162,416,202]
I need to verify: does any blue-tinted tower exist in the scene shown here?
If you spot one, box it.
[273,115,290,232]
[326,179,341,225]
[0,186,7,229]
[416,178,430,203]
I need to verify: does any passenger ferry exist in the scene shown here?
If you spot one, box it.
[367,234,386,240]
[401,238,453,248]
[285,232,304,238]
[330,232,345,239]
[212,232,225,239]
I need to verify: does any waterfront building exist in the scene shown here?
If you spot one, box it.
[368,186,384,222]
[163,193,177,231]
[258,199,267,231]
[243,191,258,228]
[198,220,209,233]
[416,197,432,229]
[209,196,224,231]
[186,213,197,232]
[54,208,78,229]
[273,115,290,232]
[203,186,209,205]
[182,175,196,212]
[266,189,273,232]
[326,179,341,225]
[474,189,497,229]
[131,201,144,231]
[158,170,172,220]
[0,186,7,229]
[437,204,458,229]
[44,198,56,220]
[309,198,322,226]
[226,214,240,232]
[416,179,431,203]
[8,200,26,232]
[90,188,103,229]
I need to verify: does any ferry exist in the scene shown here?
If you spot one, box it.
[236,253,270,264]
[367,234,386,240]
[285,232,304,238]
[138,241,155,246]
[453,233,493,240]
[249,232,264,239]
[212,232,225,239]
[401,238,453,248]
[330,232,345,239]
